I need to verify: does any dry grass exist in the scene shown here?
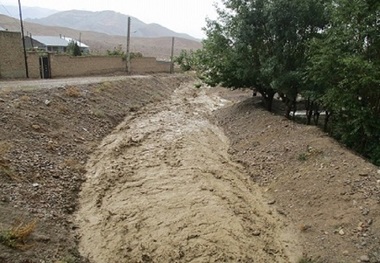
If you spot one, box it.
[96,81,112,92]
[20,95,31,102]
[298,145,323,161]
[92,108,106,118]
[56,103,70,114]
[0,219,37,250]
[0,141,11,156]
[65,86,81,97]
[0,142,19,180]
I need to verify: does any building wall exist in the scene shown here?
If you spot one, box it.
[130,57,171,74]
[47,56,170,78]
[27,52,43,79]
[0,31,26,78]
[49,55,126,78]
[1,32,172,79]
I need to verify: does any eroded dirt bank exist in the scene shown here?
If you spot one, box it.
[0,75,191,263]
[76,83,301,262]
[215,96,380,263]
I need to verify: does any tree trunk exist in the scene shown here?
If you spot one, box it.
[313,104,320,126]
[262,90,275,112]
[324,111,331,132]
[264,93,274,112]
[306,99,312,125]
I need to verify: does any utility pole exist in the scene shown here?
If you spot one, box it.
[29,33,33,48]
[18,0,29,78]
[126,17,131,74]
[170,37,175,74]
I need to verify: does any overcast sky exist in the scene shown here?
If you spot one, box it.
[0,0,222,38]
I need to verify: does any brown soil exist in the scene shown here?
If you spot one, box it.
[0,75,379,263]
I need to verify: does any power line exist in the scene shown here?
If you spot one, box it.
[0,0,14,17]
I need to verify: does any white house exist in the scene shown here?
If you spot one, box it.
[25,35,90,53]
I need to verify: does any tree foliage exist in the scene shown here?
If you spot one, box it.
[67,40,82,56]
[107,45,143,61]
[306,0,380,163]
[198,0,380,165]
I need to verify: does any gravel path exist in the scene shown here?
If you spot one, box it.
[0,75,150,91]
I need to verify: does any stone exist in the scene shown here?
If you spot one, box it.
[267,199,276,205]
[32,124,41,130]
[338,229,345,235]
[44,99,51,106]
[253,230,261,236]
[359,255,370,262]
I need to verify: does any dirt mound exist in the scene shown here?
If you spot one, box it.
[76,84,301,262]
[214,94,380,263]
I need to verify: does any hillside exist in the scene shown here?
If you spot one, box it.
[0,5,57,19]
[0,14,201,60]
[26,10,198,41]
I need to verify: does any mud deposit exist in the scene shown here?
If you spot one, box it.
[76,83,301,262]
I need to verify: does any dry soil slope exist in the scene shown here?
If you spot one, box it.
[215,94,380,263]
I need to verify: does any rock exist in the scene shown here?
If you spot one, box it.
[44,99,51,106]
[34,234,51,242]
[362,208,370,216]
[253,230,261,236]
[32,124,41,130]
[32,183,40,188]
[359,173,368,177]
[359,255,370,262]
[267,199,276,205]
[338,229,345,235]
[342,250,349,256]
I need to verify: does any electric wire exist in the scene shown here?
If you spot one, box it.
[0,0,14,17]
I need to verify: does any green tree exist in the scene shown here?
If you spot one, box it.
[198,0,327,112]
[67,40,82,56]
[306,0,380,164]
[174,50,197,71]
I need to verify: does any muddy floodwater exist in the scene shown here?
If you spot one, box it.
[76,83,301,262]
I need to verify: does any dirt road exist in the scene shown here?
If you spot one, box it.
[76,83,301,262]
[0,75,150,91]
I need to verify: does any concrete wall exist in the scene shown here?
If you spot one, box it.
[0,31,26,78]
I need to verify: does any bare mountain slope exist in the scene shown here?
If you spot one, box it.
[0,14,201,59]
[0,5,57,19]
[26,10,198,41]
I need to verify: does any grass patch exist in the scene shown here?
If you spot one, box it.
[0,142,18,180]
[298,257,319,263]
[194,82,202,89]
[297,145,323,162]
[0,219,37,250]
[92,108,106,118]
